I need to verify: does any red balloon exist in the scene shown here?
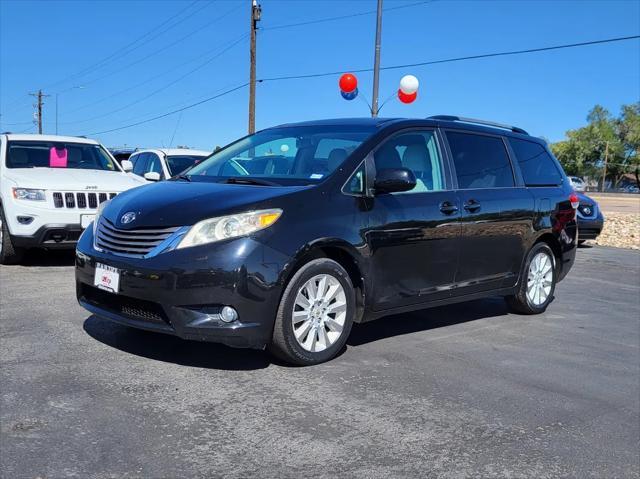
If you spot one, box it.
[398,89,417,104]
[339,73,358,93]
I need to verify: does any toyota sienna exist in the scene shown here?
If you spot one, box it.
[76,116,578,365]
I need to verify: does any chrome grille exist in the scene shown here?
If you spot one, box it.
[95,218,180,257]
[52,191,117,209]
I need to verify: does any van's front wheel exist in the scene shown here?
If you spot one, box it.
[269,258,355,365]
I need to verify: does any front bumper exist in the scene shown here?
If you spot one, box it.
[578,216,604,240]
[75,228,291,349]
[12,224,84,248]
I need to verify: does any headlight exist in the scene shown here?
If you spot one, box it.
[177,209,282,249]
[12,188,46,201]
[93,200,110,234]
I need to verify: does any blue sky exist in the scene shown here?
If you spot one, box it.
[1,0,639,150]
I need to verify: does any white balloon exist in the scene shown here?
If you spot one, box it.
[400,75,419,95]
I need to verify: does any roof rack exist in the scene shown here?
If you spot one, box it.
[427,115,529,135]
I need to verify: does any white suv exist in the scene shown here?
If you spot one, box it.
[0,133,146,264]
[122,148,211,182]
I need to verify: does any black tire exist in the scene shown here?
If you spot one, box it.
[0,207,24,265]
[269,258,355,366]
[506,243,556,315]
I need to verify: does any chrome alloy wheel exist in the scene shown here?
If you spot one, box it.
[292,274,347,353]
[527,251,554,306]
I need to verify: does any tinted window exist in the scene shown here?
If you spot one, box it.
[375,130,445,193]
[509,138,563,187]
[132,153,148,176]
[446,132,514,189]
[6,141,117,171]
[166,155,207,176]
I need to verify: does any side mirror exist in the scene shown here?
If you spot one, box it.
[144,171,161,182]
[374,168,416,194]
[121,160,133,172]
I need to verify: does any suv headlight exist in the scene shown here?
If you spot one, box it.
[12,188,46,201]
[177,209,282,249]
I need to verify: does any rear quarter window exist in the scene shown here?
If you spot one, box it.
[509,138,563,187]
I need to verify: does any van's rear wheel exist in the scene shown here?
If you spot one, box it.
[0,207,24,265]
[269,258,355,365]
[506,243,556,314]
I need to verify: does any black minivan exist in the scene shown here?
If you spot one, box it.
[76,116,578,365]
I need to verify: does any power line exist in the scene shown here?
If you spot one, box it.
[262,0,434,31]
[83,34,639,137]
[44,0,211,91]
[63,4,243,116]
[69,2,242,91]
[86,83,249,136]
[0,1,217,117]
[258,34,640,82]
[64,33,249,125]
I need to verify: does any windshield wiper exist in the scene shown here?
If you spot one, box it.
[173,174,191,182]
[223,177,279,186]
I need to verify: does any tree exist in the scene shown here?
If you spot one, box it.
[551,103,639,189]
[616,103,640,188]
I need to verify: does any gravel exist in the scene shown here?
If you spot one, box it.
[591,212,640,250]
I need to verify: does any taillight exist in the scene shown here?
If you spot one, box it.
[569,192,579,209]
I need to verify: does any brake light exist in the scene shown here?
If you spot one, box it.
[569,192,579,209]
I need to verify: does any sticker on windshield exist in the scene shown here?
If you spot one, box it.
[310,173,324,179]
[50,147,68,168]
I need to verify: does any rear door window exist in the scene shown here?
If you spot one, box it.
[509,138,563,187]
[446,131,515,189]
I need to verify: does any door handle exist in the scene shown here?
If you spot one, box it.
[439,201,459,215]
[463,199,481,212]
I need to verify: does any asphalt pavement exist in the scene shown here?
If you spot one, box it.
[1,246,639,478]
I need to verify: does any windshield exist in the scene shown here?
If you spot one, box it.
[167,155,208,176]
[185,125,376,185]
[6,141,119,171]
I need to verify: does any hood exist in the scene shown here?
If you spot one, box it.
[103,180,309,229]
[4,168,144,192]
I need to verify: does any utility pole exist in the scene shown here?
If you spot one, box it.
[371,0,383,117]
[601,141,609,192]
[248,0,261,134]
[29,89,49,134]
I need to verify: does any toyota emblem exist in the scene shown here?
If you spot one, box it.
[120,212,137,224]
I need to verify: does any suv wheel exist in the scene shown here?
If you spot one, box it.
[269,258,355,365]
[506,243,556,314]
[0,207,24,265]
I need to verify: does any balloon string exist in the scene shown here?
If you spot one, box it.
[356,88,373,115]
[376,90,399,114]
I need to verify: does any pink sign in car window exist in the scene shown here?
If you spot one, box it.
[49,146,68,168]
